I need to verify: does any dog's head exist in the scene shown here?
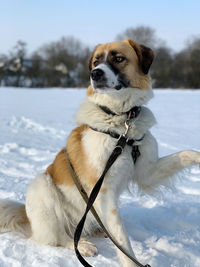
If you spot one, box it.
[88,39,154,93]
[87,39,154,112]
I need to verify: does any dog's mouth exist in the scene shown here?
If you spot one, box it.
[91,81,124,91]
[91,82,125,92]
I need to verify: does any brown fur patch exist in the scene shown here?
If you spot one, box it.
[67,125,98,188]
[89,44,102,71]
[18,205,29,225]
[112,209,117,215]
[86,85,94,97]
[46,125,98,189]
[101,188,107,194]
[46,149,74,186]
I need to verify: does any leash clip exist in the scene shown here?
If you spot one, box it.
[123,113,131,137]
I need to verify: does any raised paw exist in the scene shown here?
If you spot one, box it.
[179,150,200,166]
[78,239,98,257]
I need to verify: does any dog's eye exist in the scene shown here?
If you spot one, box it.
[93,60,99,67]
[115,56,125,63]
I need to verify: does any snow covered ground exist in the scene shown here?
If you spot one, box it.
[0,87,200,267]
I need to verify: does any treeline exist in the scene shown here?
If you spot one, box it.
[0,26,200,88]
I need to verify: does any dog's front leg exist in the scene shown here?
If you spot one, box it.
[95,193,138,267]
[135,132,200,190]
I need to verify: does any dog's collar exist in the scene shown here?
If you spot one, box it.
[90,105,143,145]
[99,105,141,119]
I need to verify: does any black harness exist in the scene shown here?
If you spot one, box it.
[90,105,144,163]
[89,126,144,164]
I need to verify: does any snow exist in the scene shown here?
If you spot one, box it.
[0,87,200,267]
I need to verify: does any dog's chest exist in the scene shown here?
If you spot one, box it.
[82,129,134,191]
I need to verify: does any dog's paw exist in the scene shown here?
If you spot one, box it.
[78,238,98,257]
[179,150,200,166]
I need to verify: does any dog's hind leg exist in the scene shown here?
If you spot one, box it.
[135,132,200,191]
[26,173,97,256]
[26,173,72,247]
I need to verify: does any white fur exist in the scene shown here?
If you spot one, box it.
[90,63,119,91]
[26,173,98,255]
[76,97,156,141]
[88,86,154,114]
[0,85,200,267]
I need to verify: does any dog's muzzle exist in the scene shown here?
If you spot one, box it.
[90,63,123,91]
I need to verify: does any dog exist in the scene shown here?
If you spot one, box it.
[0,39,200,267]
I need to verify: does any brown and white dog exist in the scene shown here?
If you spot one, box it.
[0,39,200,267]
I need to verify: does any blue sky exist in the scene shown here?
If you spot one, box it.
[1,0,200,55]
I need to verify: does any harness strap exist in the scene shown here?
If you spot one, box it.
[64,136,151,267]
[89,126,145,147]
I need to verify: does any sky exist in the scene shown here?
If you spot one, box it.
[1,0,200,55]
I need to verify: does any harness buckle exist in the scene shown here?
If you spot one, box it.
[122,111,132,137]
[123,120,130,137]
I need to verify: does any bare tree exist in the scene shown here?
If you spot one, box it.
[185,37,200,88]
[116,25,163,48]
[169,37,200,89]
[8,41,28,86]
[0,54,8,85]
[151,46,173,88]
[185,36,200,50]
[37,36,91,87]
[11,40,27,59]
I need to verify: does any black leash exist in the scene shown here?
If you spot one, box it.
[74,136,131,267]
[72,130,151,267]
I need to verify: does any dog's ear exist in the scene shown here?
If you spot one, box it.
[126,39,154,74]
[88,44,101,71]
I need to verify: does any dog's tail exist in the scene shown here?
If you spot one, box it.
[0,199,31,237]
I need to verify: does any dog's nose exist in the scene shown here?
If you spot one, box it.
[91,69,104,81]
